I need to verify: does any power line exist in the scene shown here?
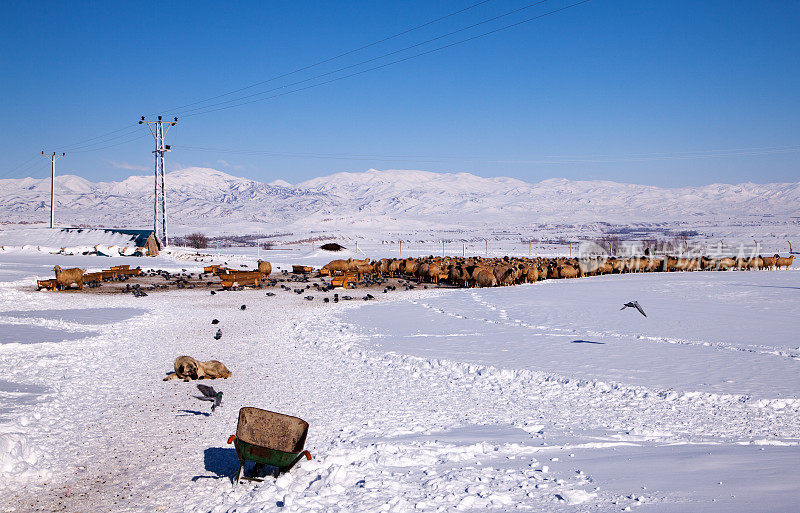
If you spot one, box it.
[29,1,587,164]
[61,127,144,152]
[0,154,41,180]
[68,133,150,154]
[58,123,141,152]
[175,0,554,116]
[38,2,503,154]
[171,142,800,165]
[181,0,591,118]
[150,0,496,115]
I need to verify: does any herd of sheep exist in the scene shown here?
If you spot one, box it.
[321,253,795,288]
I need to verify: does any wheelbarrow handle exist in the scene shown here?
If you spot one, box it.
[285,450,313,472]
[227,435,237,444]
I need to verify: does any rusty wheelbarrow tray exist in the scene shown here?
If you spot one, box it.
[227,407,312,482]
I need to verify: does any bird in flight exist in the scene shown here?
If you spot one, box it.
[620,301,647,317]
[194,384,223,412]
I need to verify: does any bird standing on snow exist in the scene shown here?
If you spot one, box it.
[194,384,223,412]
[620,301,647,317]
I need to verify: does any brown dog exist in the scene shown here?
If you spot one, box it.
[163,356,232,381]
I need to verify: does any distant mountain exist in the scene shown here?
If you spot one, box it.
[1,167,798,233]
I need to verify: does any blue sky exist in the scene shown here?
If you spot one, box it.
[1,0,799,186]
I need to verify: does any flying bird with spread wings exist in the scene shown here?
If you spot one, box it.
[194,384,223,412]
[620,301,647,317]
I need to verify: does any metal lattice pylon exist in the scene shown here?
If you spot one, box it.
[140,116,177,246]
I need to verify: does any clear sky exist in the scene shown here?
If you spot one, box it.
[1,0,799,186]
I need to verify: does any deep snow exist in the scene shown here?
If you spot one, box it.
[0,249,798,512]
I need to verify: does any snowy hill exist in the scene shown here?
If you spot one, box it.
[1,167,799,233]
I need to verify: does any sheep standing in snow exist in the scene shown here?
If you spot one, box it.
[53,265,85,290]
[257,260,272,276]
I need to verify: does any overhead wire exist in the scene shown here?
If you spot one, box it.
[13,1,600,173]
[181,0,591,118]
[171,142,800,165]
[0,154,41,180]
[34,1,504,156]
[174,0,554,116]
[150,0,496,115]
[68,134,151,154]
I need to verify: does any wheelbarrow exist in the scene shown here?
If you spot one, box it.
[227,407,312,482]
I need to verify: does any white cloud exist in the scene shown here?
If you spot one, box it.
[106,160,149,172]
[216,159,245,170]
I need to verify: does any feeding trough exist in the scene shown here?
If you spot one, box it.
[227,407,312,482]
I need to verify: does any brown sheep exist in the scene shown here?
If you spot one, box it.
[346,258,370,271]
[373,258,390,275]
[448,264,467,286]
[474,269,497,287]
[522,265,539,283]
[558,264,580,279]
[646,257,664,272]
[746,257,762,270]
[611,259,627,274]
[257,260,272,276]
[387,259,403,276]
[775,255,794,269]
[53,265,85,290]
[675,258,700,272]
[402,259,419,276]
[717,257,735,270]
[760,255,776,270]
[322,259,350,274]
[493,265,514,285]
[355,263,373,277]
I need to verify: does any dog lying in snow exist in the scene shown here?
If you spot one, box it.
[163,356,232,381]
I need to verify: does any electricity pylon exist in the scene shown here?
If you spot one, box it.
[42,151,65,229]
[140,116,177,246]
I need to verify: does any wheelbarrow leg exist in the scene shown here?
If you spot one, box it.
[235,463,243,484]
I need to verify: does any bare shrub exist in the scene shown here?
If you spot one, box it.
[185,232,209,249]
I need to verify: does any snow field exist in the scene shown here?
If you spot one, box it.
[0,251,799,511]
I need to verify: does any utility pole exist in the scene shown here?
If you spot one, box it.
[42,151,65,229]
[140,116,177,246]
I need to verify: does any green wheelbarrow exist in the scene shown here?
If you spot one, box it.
[227,406,312,483]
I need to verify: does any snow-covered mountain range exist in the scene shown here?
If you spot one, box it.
[1,167,798,234]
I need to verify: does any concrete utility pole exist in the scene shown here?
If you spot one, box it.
[140,116,177,246]
[42,151,65,229]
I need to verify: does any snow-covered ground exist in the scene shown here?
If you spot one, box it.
[0,248,799,512]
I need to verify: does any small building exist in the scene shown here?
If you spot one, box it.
[0,228,161,256]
